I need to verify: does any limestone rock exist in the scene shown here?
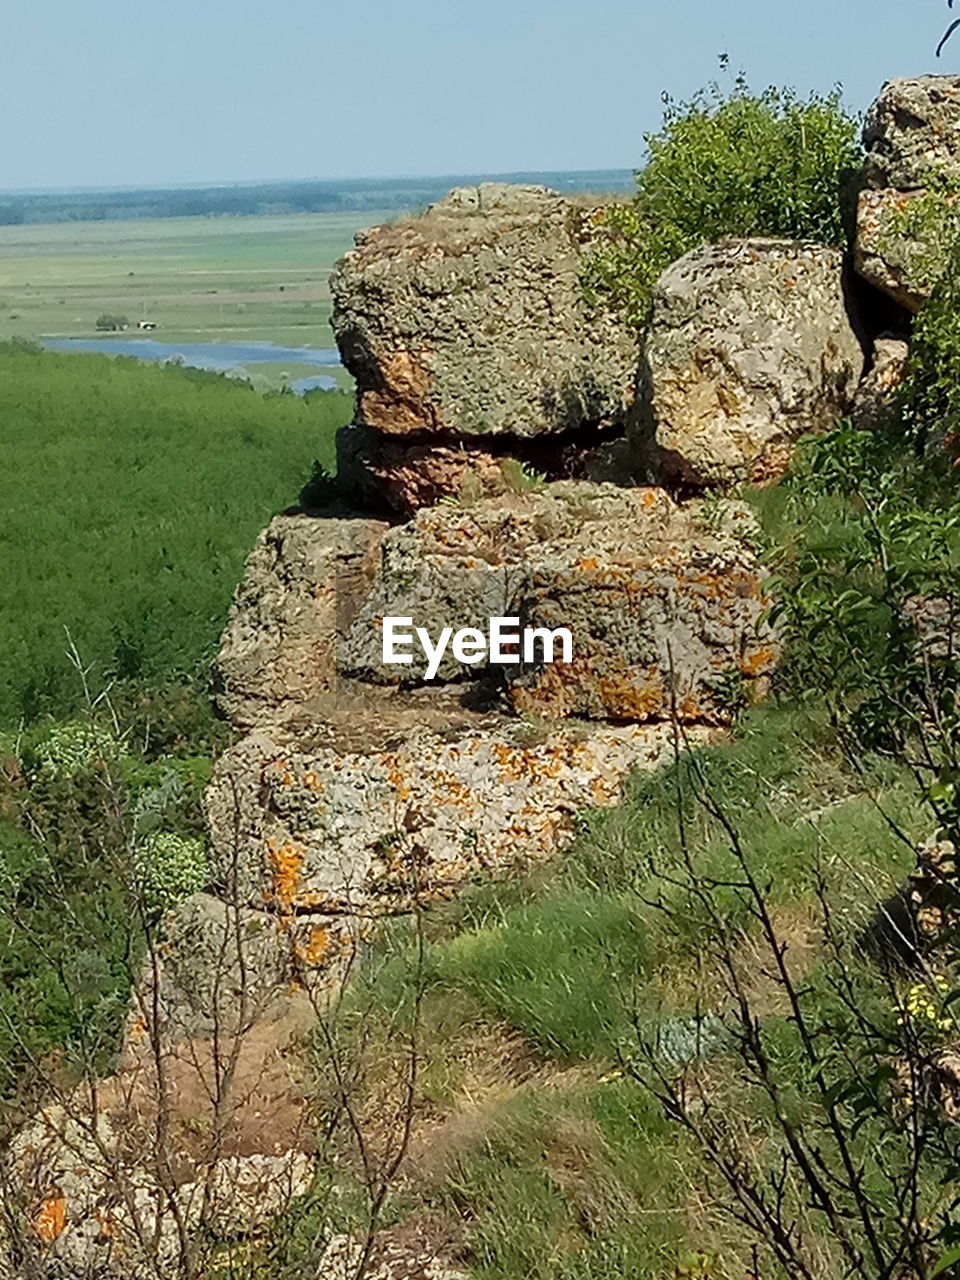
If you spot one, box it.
[206,717,708,913]
[853,188,952,313]
[213,513,388,730]
[337,483,777,721]
[855,78,960,311]
[336,422,517,517]
[630,239,864,486]
[125,893,349,1042]
[336,423,636,517]
[318,1223,469,1280]
[863,77,960,191]
[330,184,638,440]
[5,1098,313,1279]
[851,336,910,430]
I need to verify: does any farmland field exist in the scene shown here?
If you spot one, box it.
[0,212,385,385]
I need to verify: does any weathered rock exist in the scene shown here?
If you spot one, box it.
[330,184,638,440]
[853,188,954,313]
[336,423,518,517]
[851,335,910,430]
[5,1097,313,1279]
[630,239,864,486]
[213,513,388,730]
[337,482,777,722]
[318,1222,469,1280]
[207,717,710,914]
[125,893,351,1042]
[863,76,960,191]
[855,78,960,310]
[336,423,637,517]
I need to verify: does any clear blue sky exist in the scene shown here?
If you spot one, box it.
[0,0,952,190]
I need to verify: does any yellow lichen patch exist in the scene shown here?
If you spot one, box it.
[740,644,779,678]
[297,925,332,968]
[265,839,306,911]
[32,1192,67,1244]
[597,668,666,721]
[383,758,413,802]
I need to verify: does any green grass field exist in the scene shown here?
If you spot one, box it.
[0,342,350,726]
[0,212,381,354]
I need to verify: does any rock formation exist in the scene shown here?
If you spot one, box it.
[330,183,639,512]
[630,239,864,487]
[855,76,960,312]
[10,109,926,1268]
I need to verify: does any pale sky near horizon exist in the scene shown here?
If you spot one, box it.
[0,0,953,191]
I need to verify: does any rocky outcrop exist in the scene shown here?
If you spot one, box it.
[213,513,388,730]
[629,239,863,486]
[201,483,772,919]
[855,77,960,312]
[5,187,813,1275]
[863,76,960,191]
[331,184,637,441]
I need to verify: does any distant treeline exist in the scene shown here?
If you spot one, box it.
[0,171,634,227]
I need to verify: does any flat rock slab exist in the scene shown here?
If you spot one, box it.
[330,183,637,439]
[630,239,863,486]
[206,719,712,913]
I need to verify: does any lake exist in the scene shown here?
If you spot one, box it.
[42,337,342,393]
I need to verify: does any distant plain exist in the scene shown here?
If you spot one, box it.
[0,212,383,389]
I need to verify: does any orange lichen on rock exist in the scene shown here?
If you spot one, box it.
[265,839,306,911]
[739,644,780,678]
[297,925,332,968]
[32,1192,67,1244]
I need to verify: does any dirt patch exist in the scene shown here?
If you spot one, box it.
[89,996,318,1182]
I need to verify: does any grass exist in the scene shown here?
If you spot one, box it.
[0,212,379,381]
[0,341,350,726]
[297,702,927,1278]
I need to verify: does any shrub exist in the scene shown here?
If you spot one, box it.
[28,719,123,780]
[584,76,862,326]
[133,830,208,914]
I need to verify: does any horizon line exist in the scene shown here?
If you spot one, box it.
[0,167,637,200]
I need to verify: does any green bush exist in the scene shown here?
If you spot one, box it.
[134,830,208,914]
[585,77,861,325]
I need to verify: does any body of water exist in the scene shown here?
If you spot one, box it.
[42,337,342,393]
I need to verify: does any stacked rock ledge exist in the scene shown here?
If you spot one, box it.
[329,183,640,514]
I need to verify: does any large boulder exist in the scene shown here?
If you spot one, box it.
[855,78,960,311]
[863,76,960,190]
[330,184,638,441]
[630,239,863,486]
[206,718,708,915]
[854,187,956,313]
